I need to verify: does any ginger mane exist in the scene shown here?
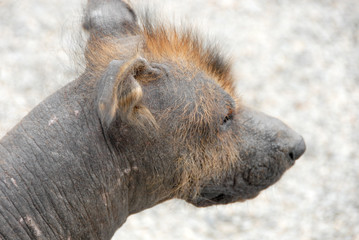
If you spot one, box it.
[84,8,236,95]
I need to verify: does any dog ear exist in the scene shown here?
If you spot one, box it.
[83,0,138,37]
[96,57,160,129]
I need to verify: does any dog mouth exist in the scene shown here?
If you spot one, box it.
[188,166,283,207]
[191,193,235,207]
[190,190,260,207]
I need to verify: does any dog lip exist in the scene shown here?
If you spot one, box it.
[191,191,261,207]
[192,193,234,207]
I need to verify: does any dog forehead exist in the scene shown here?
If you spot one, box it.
[142,64,229,106]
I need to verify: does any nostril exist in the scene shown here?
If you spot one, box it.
[289,137,306,161]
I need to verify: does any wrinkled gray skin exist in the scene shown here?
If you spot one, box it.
[0,0,305,239]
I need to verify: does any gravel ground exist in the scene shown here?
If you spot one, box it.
[1,0,358,240]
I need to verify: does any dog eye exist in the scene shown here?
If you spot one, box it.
[222,108,233,125]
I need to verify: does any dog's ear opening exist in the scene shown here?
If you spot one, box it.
[96,58,160,129]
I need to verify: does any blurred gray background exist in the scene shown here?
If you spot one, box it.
[1,0,358,239]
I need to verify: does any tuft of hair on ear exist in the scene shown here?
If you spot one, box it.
[131,104,159,133]
[115,57,159,131]
[96,57,159,134]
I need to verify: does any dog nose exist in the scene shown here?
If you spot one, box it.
[288,136,306,161]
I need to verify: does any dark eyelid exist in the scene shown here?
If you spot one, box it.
[222,105,234,125]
